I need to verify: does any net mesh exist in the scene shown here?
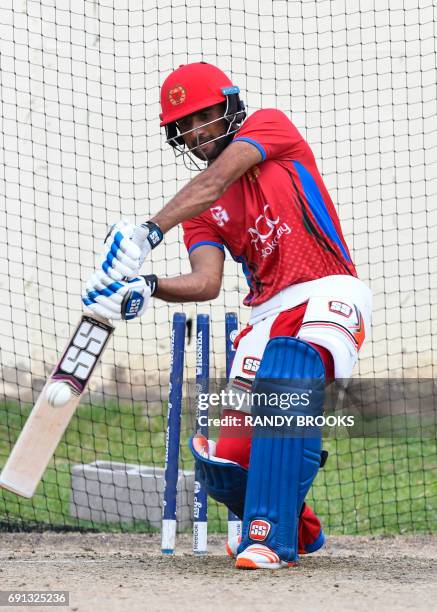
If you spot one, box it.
[0,0,436,535]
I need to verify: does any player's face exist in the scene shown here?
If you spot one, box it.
[176,103,229,162]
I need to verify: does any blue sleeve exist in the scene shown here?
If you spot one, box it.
[188,241,225,255]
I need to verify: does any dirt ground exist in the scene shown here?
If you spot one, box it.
[0,533,436,612]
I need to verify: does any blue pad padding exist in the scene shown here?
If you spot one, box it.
[189,436,247,519]
[239,337,325,563]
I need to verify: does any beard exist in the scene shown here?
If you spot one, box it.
[190,132,233,163]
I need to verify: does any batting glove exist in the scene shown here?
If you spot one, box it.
[82,270,158,321]
[100,219,163,281]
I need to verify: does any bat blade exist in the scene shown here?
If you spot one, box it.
[0,313,114,498]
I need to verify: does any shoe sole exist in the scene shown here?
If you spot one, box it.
[235,558,298,570]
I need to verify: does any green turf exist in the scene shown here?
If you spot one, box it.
[1,401,436,534]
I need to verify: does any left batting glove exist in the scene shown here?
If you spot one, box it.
[82,271,158,321]
[101,219,163,281]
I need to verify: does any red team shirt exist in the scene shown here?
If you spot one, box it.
[182,109,357,306]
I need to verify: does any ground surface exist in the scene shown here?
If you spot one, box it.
[0,533,436,612]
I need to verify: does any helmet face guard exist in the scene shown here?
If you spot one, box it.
[159,63,246,170]
[165,88,246,170]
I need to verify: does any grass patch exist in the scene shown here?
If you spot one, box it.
[1,401,436,534]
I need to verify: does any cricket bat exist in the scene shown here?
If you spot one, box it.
[0,312,114,498]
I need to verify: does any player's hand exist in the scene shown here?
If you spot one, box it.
[82,270,158,321]
[100,219,163,281]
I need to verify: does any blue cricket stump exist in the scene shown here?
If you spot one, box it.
[192,313,210,555]
[161,312,186,554]
[225,312,243,542]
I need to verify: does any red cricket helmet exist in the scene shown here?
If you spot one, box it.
[160,62,241,127]
[159,62,246,168]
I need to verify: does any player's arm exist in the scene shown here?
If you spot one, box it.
[153,245,224,302]
[151,140,261,233]
[82,245,224,319]
[97,139,260,282]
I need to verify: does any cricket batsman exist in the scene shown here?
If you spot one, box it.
[82,62,372,569]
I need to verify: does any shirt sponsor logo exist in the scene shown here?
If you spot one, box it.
[249,519,271,541]
[211,205,229,227]
[248,204,291,258]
